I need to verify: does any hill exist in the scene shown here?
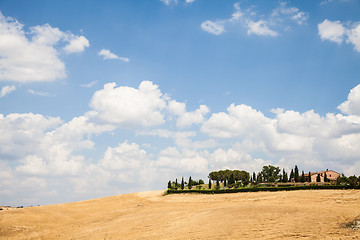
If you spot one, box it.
[0,190,359,239]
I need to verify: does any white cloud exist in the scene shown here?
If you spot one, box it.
[271,2,308,25]
[0,113,62,160]
[0,85,16,97]
[100,141,148,171]
[64,35,90,54]
[0,12,89,83]
[87,81,167,127]
[201,2,307,37]
[137,129,196,147]
[320,0,334,5]
[338,84,360,115]
[318,19,345,44]
[247,20,278,37]
[318,19,360,52]
[347,23,360,52]
[156,147,209,174]
[274,108,360,138]
[160,0,194,5]
[80,81,98,88]
[3,81,360,206]
[200,20,225,36]
[201,101,360,163]
[167,100,209,128]
[98,49,129,62]
[27,89,51,97]
[160,0,172,5]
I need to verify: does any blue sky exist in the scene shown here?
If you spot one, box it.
[0,0,360,206]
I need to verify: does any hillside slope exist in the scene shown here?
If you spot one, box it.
[0,190,359,239]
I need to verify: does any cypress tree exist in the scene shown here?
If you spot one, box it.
[257,172,262,182]
[208,179,212,189]
[253,172,256,182]
[282,169,287,183]
[294,165,299,182]
[324,172,328,182]
[308,172,312,182]
[301,171,305,183]
[181,177,184,190]
[250,175,253,183]
[316,174,321,182]
[188,176,192,189]
[224,179,227,188]
[175,178,178,188]
[168,180,171,189]
[289,169,294,182]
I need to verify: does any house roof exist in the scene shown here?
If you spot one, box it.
[305,170,340,176]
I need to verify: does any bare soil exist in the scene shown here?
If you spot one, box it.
[0,189,359,239]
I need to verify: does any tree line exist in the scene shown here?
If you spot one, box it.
[168,165,360,190]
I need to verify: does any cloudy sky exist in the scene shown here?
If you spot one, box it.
[0,0,360,206]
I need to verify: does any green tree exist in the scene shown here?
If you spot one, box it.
[253,172,256,183]
[336,173,347,185]
[348,175,358,187]
[199,179,204,184]
[301,171,305,183]
[208,179,212,189]
[289,169,294,182]
[208,171,219,182]
[324,172,328,182]
[168,180,171,189]
[316,174,321,182]
[308,172,312,182]
[294,165,299,182]
[282,169,288,183]
[188,176,192,189]
[228,172,235,185]
[224,179,227,188]
[257,172,262,182]
[260,165,281,182]
[175,178,178,187]
[181,177,184,190]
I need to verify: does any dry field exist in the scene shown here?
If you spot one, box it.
[0,189,359,239]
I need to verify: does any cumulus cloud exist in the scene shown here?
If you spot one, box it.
[87,81,167,127]
[64,35,90,54]
[318,19,360,52]
[0,85,16,97]
[0,12,89,83]
[318,19,345,44]
[201,96,360,176]
[168,100,210,128]
[338,84,360,115]
[247,20,278,37]
[0,113,62,161]
[201,2,307,37]
[100,141,148,171]
[2,81,360,205]
[98,49,129,62]
[200,20,225,36]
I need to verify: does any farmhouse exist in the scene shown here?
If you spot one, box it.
[306,169,340,183]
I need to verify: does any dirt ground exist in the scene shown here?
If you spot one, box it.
[0,189,359,239]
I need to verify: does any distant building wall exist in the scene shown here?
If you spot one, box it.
[310,170,340,182]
